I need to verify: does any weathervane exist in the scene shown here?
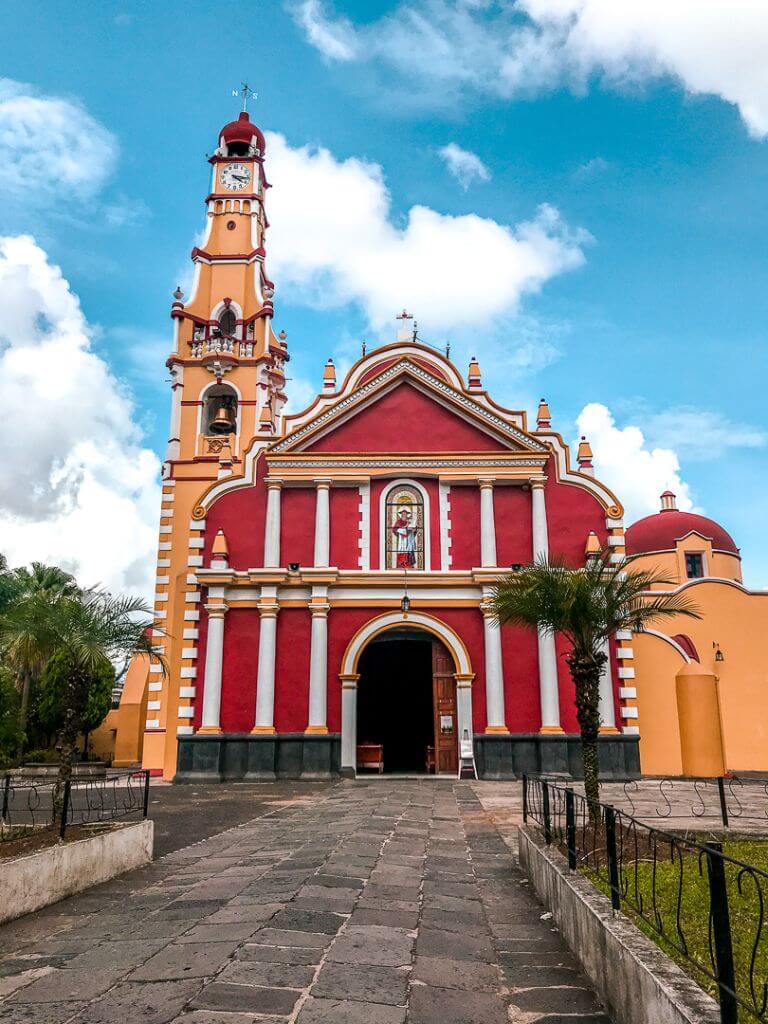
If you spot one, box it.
[232,82,257,112]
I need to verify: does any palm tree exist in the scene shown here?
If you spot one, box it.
[491,550,700,807]
[40,589,163,802]
[0,563,79,757]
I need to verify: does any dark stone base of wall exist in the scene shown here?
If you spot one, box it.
[474,733,640,781]
[176,732,639,782]
[175,733,341,782]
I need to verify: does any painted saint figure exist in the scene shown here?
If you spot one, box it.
[392,507,417,568]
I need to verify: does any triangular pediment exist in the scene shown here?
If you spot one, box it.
[271,359,547,455]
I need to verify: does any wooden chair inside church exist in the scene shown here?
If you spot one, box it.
[356,743,384,773]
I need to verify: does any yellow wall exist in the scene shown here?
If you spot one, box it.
[634,579,768,774]
[634,632,684,775]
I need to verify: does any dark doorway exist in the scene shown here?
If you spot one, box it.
[357,629,434,773]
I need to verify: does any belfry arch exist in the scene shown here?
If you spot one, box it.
[339,611,474,776]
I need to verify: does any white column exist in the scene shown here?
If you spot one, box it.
[263,479,282,568]
[482,602,507,732]
[531,476,562,731]
[200,603,227,732]
[479,478,497,568]
[340,675,359,774]
[313,481,331,568]
[455,674,475,745]
[253,599,278,733]
[598,637,617,730]
[307,596,329,733]
[165,366,183,462]
[531,476,549,558]
[537,627,561,730]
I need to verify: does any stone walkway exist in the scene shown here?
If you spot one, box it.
[0,781,610,1023]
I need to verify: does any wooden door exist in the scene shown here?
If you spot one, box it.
[432,640,458,774]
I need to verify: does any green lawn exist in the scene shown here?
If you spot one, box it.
[587,838,768,1020]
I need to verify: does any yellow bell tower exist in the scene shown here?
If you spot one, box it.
[141,101,288,778]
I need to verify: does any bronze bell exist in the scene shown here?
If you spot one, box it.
[209,406,235,435]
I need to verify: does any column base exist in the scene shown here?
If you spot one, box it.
[196,726,222,735]
[599,725,620,734]
[473,731,640,780]
[175,732,341,781]
[305,725,329,735]
[539,725,564,734]
[484,726,510,734]
[250,725,276,735]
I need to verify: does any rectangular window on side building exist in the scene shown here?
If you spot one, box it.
[685,553,704,579]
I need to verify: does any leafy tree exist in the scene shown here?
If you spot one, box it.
[0,666,21,766]
[0,563,79,757]
[38,651,115,755]
[491,550,700,807]
[35,589,161,803]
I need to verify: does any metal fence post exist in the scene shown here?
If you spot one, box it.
[705,841,738,1024]
[716,777,730,829]
[604,807,621,911]
[142,770,151,818]
[542,780,552,845]
[565,788,577,870]
[59,779,72,840]
[522,774,528,824]
[1,774,10,823]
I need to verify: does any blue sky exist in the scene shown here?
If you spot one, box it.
[0,0,766,593]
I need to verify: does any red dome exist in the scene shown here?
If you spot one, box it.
[625,509,739,556]
[220,112,265,154]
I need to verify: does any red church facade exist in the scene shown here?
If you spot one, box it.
[176,336,638,781]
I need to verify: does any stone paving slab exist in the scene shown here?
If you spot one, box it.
[0,780,612,1023]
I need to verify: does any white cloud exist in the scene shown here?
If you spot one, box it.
[0,79,117,202]
[290,0,768,137]
[438,143,491,189]
[265,130,588,332]
[573,156,611,180]
[0,236,161,598]
[292,0,358,61]
[576,402,694,523]
[644,407,766,460]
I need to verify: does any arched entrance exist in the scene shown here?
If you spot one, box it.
[339,611,474,776]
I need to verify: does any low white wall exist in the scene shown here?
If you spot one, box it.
[0,819,153,925]
[518,825,720,1024]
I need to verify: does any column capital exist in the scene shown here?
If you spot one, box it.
[477,477,496,489]
[339,673,360,688]
[313,478,332,489]
[530,475,548,489]
[309,603,331,617]
[204,602,229,617]
[257,602,279,618]
[454,672,475,688]
[265,477,284,491]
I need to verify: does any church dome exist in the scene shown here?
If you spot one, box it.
[625,491,739,556]
[219,112,265,156]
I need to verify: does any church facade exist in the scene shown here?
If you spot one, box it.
[138,108,641,782]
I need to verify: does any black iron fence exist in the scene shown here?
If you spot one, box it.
[523,775,768,1024]
[1,769,151,842]
[618,776,768,828]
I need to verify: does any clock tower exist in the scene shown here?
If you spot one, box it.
[140,107,288,777]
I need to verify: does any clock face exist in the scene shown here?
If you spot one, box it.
[219,163,250,192]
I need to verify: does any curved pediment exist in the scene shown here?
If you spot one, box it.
[271,358,548,456]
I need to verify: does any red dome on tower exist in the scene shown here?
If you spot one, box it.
[219,112,265,157]
[625,492,739,556]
